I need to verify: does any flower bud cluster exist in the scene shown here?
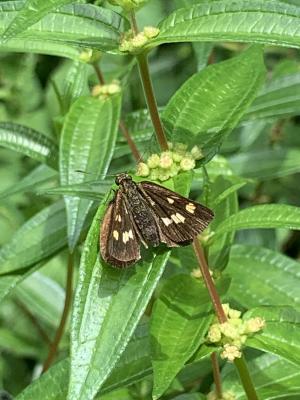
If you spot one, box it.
[108,0,148,11]
[136,143,203,182]
[207,304,265,362]
[92,80,121,98]
[120,26,160,53]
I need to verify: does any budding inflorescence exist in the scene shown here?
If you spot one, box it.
[207,304,265,362]
[207,390,236,400]
[119,26,160,54]
[79,49,102,64]
[108,0,148,11]
[136,143,203,182]
[92,80,121,99]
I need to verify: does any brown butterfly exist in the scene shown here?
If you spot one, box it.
[100,173,214,268]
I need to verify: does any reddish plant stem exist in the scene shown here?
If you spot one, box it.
[94,63,105,85]
[211,352,223,398]
[42,253,74,373]
[192,238,227,323]
[137,53,169,152]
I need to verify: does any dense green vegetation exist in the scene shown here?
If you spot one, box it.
[0,1,300,399]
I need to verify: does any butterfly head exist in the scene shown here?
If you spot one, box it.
[115,173,131,186]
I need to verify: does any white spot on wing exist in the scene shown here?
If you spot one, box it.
[171,213,185,224]
[167,197,174,204]
[123,231,129,243]
[128,229,134,239]
[115,214,122,222]
[113,230,119,240]
[162,217,172,226]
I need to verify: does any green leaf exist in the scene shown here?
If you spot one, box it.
[0,122,58,168]
[228,245,300,312]
[14,271,64,327]
[150,274,214,399]
[60,94,121,251]
[38,180,113,201]
[229,148,300,180]
[0,328,41,359]
[0,2,125,56]
[0,201,67,275]
[2,0,79,41]
[243,72,300,122]
[208,176,239,270]
[150,1,300,49]
[222,353,300,399]
[162,45,266,162]
[212,204,300,239]
[245,306,300,367]
[68,202,170,400]
[0,165,57,200]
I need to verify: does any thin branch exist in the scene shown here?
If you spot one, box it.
[42,252,74,373]
[234,356,259,400]
[130,10,139,35]
[192,238,227,323]
[137,53,169,151]
[211,352,222,398]
[93,63,105,85]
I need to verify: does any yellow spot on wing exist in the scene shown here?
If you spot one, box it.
[186,203,196,214]
[113,230,119,240]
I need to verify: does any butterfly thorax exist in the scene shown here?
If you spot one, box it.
[119,178,160,247]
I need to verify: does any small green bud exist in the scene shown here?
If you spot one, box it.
[174,142,188,153]
[228,309,242,320]
[207,324,222,343]
[108,0,148,11]
[180,157,195,171]
[158,169,170,182]
[136,162,150,177]
[119,39,132,52]
[147,154,160,169]
[149,168,160,181]
[220,322,240,340]
[143,26,160,39]
[172,151,184,163]
[160,151,173,169]
[79,49,102,64]
[243,317,265,334]
[168,163,180,177]
[190,145,203,160]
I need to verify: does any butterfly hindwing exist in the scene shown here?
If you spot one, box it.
[139,181,214,246]
[100,190,141,268]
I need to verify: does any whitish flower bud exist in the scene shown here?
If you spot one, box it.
[191,145,203,160]
[221,344,242,362]
[207,324,222,343]
[220,322,240,340]
[119,39,132,52]
[147,154,160,169]
[228,309,242,320]
[168,163,180,177]
[131,32,148,49]
[160,151,173,169]
[79,49,102,64]
[107,81,121,95]
[180,157,195,171]
[222,303,230,317]
[174,142,188,153]
[136,162,150,177]
[191,268,202,279]
[143,26,160,39]
[149,168,160,181]
[244,317,265,334]
[172,151,184,163]
[158,170,170,182]
[91,84,102,97]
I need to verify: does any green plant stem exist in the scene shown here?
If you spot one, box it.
[234,355,259,400]
[92,64,142,163]
[192,238,227,323]
[211,352,222,397]
[137,52,169,151]
[42,252,74,373]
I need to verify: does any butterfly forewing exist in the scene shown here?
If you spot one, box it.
[139,181,214,245]
[100,190,141,268]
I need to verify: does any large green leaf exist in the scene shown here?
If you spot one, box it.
[0,201,67,275]
[150,274,214,399]
[149,1,300,49]
[229,148,300,179]
[162,45,266,161]
[243,72,300,122]
[228,245,300,312]
[0,2,125,57]
[212,204,300,239]
[222,353,300,399]
[0,122,58,168]
[0,165,57,200]
[60,94,121,251]
[68,201,170,400]
[2,0,79,41]
[245,306,300,367]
